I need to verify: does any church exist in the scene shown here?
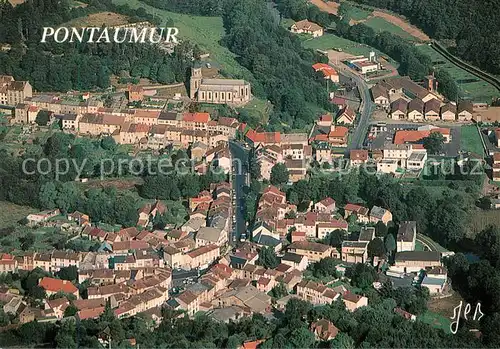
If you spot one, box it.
[189,67,251,106]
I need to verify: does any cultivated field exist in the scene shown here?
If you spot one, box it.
[363,17,419,41]
[469,210,500,236]
[112,0,254,81]
[369,10,429,41]
[460,125,485,156]
[309,0,429,42]
[309,0,339,14]
[417,44,498,103]
[303,33,388,58]
[63,11,130,27]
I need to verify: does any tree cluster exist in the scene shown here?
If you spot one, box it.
[0,133,224,227]
[0,0,192,91]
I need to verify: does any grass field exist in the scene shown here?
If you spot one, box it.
[460,125,485,156]
[112,0,253,81]
[417,45,498,103]
[0,201,37,229]
[302,33,389,58]
[418,311,452,334]
[415,240,425,251]
[238,98,273,125]
[63,11,129,27]
[363,17,419,41]
[346,7,372,21]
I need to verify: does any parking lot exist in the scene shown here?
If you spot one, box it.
[366,122,461,157]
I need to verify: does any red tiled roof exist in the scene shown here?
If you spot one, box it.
[218,117,238,127]
[317,220,348,230]
[77,306,105,320]
[318,197,335,207]
[242,339,265,349]
[331,97,347,105]
[187,244,219,258]
[112,240,150,251]
[246,129,281,144]
[319,114,333,122]
[128,123,151,133]
[312,63,330,71]
[328,126,349,138]
[344,203,368,214]
[350,149,368,161]
[134,110,160,119]
[89,228,107,238]
[321,67,338,78]
[39,277,78,294]
[182,112,210,123]
[394,128,449,145]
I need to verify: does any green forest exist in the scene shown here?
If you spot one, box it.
[347,0,500,75]
[0,0,192,91]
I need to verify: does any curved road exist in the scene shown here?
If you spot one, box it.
[327,59,374,154]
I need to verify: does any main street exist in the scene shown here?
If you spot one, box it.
[229,140,249,245]
[328,59,375,154]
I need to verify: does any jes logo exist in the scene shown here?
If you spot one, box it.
[41,26,179,44]
[450,301,484,334]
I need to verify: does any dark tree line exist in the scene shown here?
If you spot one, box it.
[347,0,500,75]
[0,133,222,227]
[0,0,192,91]
[141,0,224,16]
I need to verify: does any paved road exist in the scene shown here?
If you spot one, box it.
[171,269,199,288]
[229,140,249,245]
[328,60,374,154]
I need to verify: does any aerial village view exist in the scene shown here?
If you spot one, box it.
[0,0,499,348]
